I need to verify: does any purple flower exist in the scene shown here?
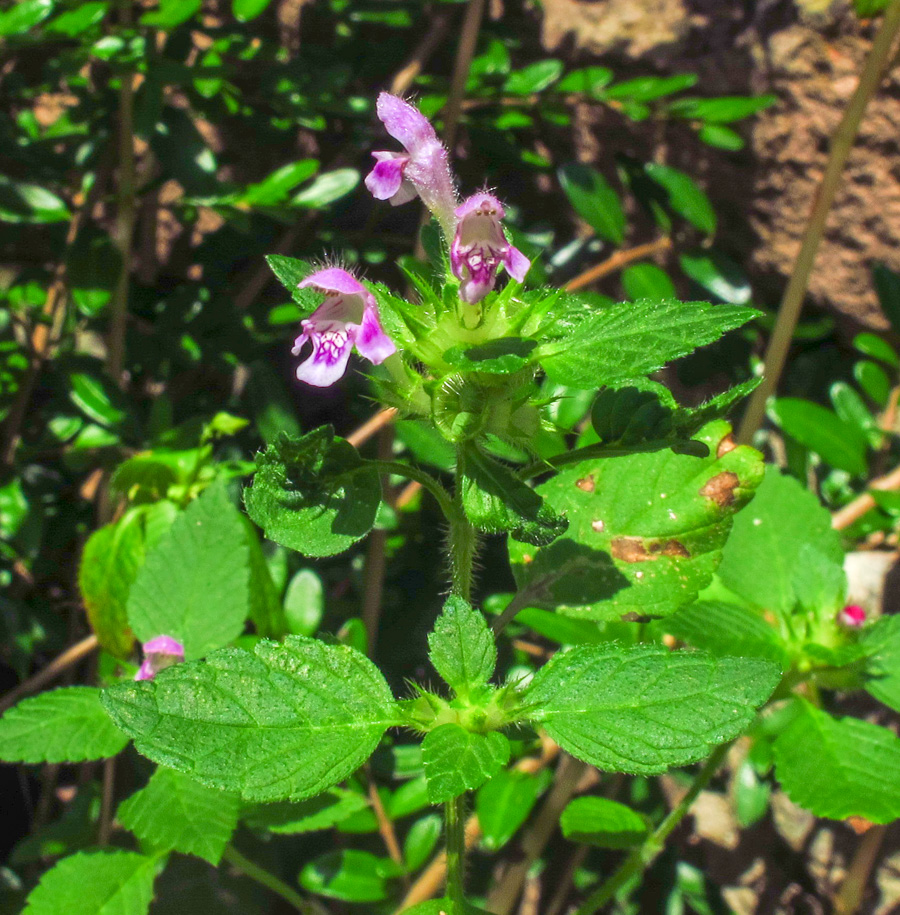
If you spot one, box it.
[135,635,185,681]
[365,93,457,238]
[838,604,866,628]
[292,267,396,387]
[450,193,531,304]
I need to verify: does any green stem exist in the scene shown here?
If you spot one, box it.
[222,845,313,914]
[449,472,477,601]
[737,0,900,444]
[444,795,468,913]
[367,459,455,521]
[574,742,731,915]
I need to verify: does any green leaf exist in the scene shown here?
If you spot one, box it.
[46,1,108,35]
[669,95,776,123]
[244,428,382,557]
[476,768,545,850]
[421,724,510,802]
[238,160,319,206]
[117,768,239,865]
[560,796,649,848]
[855,359,891,406]
[459,445,567,547]
[505,59,563,94]
[292,168,359,208]
[404,814,442,871]
[102,636,397,802]
[0,0,53,35]
[679,250,751,304]
[243,520,287,639]
[558,163,626,244]
[428,596,496,695]
[520,645,779,774]
[697,124,744,150]
[68,372,126,426]
[127,484,250,659]
[861,615,900,711]
[853,332,899,368]
[243,788,369,833]
[538,298,758,390]
[0,687,127,764]
[644,164,716,234]
[557,67,614,96]
[509,422,764,620]
[873,263,900,333]
[403,902,493,915]
[771,398,868,476]
[283,568,324,636]
[263,255,319,311]
[22,850,157,915]
[662,601,787,665]
[232,0,273,21]
[140,0,200,27]
[79,510,145,658]
[854,0,890,16]
[300,850,397,903]
[605,73,698,102]
[773,699,900,823]
[831,381,879,444]
[621,263,676,301]
[716,467,844,616]
[443,337,538,375]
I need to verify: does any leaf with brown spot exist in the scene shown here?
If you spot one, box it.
[509,421,763,621]
[576,474,595,492]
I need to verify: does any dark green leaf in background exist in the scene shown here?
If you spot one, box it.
[558,163,626,244]
[771,397,868,476]
[560,796,649,848]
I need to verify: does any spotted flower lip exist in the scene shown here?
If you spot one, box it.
[365,93,457,238]
[292,267,396,388]
[450,193,531,304]
[135,635,185,681]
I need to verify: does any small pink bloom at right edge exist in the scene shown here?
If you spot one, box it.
[451,193,530,304]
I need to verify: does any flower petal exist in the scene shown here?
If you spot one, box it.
[376,92,437,154]
[295,327,355,387]
[503,244,531,282]
[365,152,408,201]
[143,636,185,657]
[355,306,396,365]
[299,267,367,298]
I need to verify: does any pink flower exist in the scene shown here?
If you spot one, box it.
[292,268,396,387]
[365,93,457,238]
[838,604,866,628]
[450,193,531,303]
[135,635,185,681]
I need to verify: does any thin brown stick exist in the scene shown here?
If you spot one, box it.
[98,757,116,845]
[833,824,887,915]
[395,480,422,509]
[486,755,588,915]
[738,0,900,443]
[441,0,486,153]
[832,463,900,530]
[0,634,99,713]
[564,237,673,292]
[367,774,407,875]
[390,9,454,96]
[347,407,398,448]
[545,846,590,915]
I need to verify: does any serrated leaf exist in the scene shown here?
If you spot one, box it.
[476,768,545,851]
[244,428,382,557]
[243,788,369,833]
[22,850,157,915]
[0,687,128,763]
[716,467,844,617]
[79,510,145,658]
[861,615,900,711]
[560,796,649,848]
[509,422,764,620]
[558,163,625,244]
[662,601,788,665]
[538,298,757,390]
[102,636,397,802]
[428,596,496,695]
[117,768,238,865]
[460,445,567,547]
[264,255,320,310]
[773,700,900,823]
[127,484,250,659]
[520,645,779,774]
[422,724,510,802]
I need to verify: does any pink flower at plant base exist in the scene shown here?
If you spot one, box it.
[292,268,396,387]
[451,193,531,304]
[365,93,457,238]
[135,635,185,681]
[838,604,867,627]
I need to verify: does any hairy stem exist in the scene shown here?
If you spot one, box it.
[574,742,731,915]
[449,481,477,601]
[222,846,313,914]
[737,0,900,443]
[444,795,467,912]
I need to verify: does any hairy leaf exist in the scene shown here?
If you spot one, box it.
[861,615,900,711]
[102,636,398,802]
[421,724,510,803]
[428,596,496,695]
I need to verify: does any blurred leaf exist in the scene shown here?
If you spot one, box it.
[505,59,563,94]
[644,164,716,234]
[404,814,442,871]
[854,332,899,368]
[771,397,868,476]
[855,359,892,406]
[854,0,890,15]
[560,796,649,848]
[243,788,368,833]
[300,850,397,903]
[830,381,880,445]
[0,0,54,35]
[292,169,359,208]
[283,568,324,636]
[621,263,676,301]
[46,1,107,35]
[0,176,69,224]
[669,95,777,123]
[873,264,900,333]
[734,758,771,827]
[68,372,126,427]
[861,615,900,711]
[238,160,319,207]
[476,768,545,850]
[679,250,751,304]
[232,0,273,21]
[557,163,625,244]
[605,74,698,102]
[141,0,200,27]
[557,67,614,96]
[697,123,744,150]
